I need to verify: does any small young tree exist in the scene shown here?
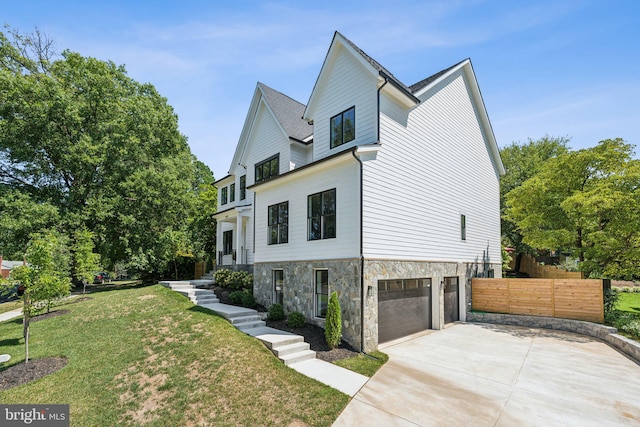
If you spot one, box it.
[72,228,100,295]
[3,231,71,363]
[324,291,342,349]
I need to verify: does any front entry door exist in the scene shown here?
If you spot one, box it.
[444,277,459,324]
[273,270,284,305]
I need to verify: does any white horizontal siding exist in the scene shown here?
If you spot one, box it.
[362,69,501,265]
[254,160,360,263]
[290,143,311,170]
[311,46,378,161]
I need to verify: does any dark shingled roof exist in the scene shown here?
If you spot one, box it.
[409,59,468,94]
[258,82,313,142]
[337,31,414,97]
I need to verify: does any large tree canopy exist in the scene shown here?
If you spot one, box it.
[506,139,640,280]
[499,136,570,272]
[0,28,216,276]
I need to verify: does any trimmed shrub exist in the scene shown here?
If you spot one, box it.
[241,292,256,308]
[324,291,342,349]
[229,290,244,305]
[215,269,233,287]
[268,303,285,321]
[230,271,253,290]
[287,311,305,328]
[604,288,619,316]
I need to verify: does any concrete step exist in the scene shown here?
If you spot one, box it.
[236,319,267,331]
[272,342,311,358]
[192,296,219,304]
[255,333,304,350]
[229,314,262,325]
[280,349,317,366]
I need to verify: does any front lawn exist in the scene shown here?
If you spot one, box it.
[618,291,640,313]
[0,285,348,426]
[0,300,21,315]
[334,351,389,377]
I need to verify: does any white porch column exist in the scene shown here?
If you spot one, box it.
[236,214,244,264]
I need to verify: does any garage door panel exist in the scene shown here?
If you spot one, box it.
[379,284,432,344]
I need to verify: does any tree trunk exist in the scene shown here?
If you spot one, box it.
[515,252,523,274]
[23,297,30,363]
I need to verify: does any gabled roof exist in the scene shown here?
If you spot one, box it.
[227,82,312,174]
[258,83,313,142]
[409,59,467,94]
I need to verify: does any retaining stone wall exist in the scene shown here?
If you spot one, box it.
[467,312,640,364]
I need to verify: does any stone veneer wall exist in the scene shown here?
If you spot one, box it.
[362,260,502,351]
[254,259,362,349]
[254,258,501,352]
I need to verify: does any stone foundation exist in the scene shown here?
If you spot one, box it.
[254,259,362,349]
[254,258,501,352]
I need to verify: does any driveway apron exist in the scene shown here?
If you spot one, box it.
[334,323,640,426]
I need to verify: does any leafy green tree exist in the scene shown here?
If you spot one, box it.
[0,27,216,277]
[0,191,59,258]
[72,228,100,294]
[506,139,640,279]
[324,291,342,349]
[499,136,570,272]
[2,231,71,362]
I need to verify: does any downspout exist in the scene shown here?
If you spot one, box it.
[354,76,389,353]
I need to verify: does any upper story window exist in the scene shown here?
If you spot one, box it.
[268,201,289,245]
[461,214,466,241]
[330,106,355,149]
[308,189,336,240]
[255,154,279,184]
[240,175,246,200]
[221,187,228,205]
[230,183,236,203]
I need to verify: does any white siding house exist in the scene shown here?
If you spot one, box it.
[214,32,504,351]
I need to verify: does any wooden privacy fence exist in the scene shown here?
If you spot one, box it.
[194,261,207,279]
[472,278,604,323]
[514,255,583,279]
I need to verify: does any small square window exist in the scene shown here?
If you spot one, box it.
[330,107,355,149]
[461,214,466,241]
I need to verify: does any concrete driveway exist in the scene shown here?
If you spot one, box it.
[334,323,640,426]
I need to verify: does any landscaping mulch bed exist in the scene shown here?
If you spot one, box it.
[31,309,70,323]
[265,319,359,363]
[208,285,359,362]
[0,357,68,391]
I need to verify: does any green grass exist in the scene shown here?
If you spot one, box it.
[0,300,22,315]
[0,284,348,426]
[334,350,388,377]
[617,292,640,313]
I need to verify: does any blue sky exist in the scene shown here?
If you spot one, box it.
[4,0,640,176]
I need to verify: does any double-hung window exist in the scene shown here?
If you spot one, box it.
[308,189,336,240]
[240,175,246,200]
[330,106,355,149]
[315,270,328,318]
[268,201,289,245]
[221,187,228,205]
[230,183,235,203]
[255,155,279,184]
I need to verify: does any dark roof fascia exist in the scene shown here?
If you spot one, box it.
[379,70,420,104]
[409,58,468,94]
[213,204,253,217]
[248,146,357,191]
[289,136,313,145]
[213,174,233,186]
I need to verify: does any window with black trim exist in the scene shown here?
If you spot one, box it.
[223,230,233,255]
[255,155,279,183]
[230,183,235,203]
[330,106,355,149]
[461,214,466,241]
[308,189,336,240]
[268,201,288,245]
[315,269,328,318]
[240,175,246,200]
[221,187,228,205]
